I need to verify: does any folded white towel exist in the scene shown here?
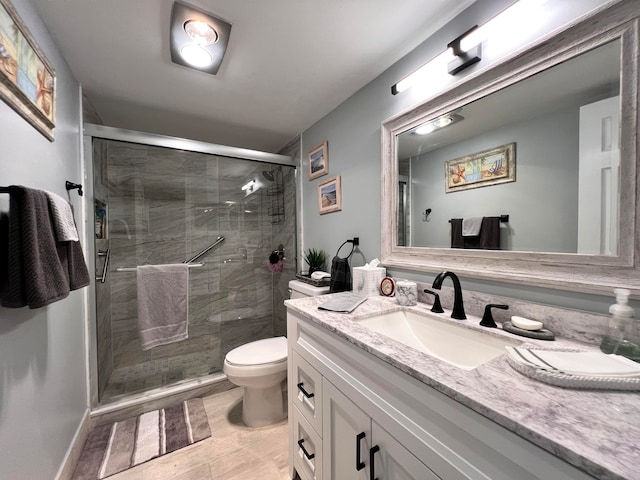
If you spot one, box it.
[462,217,483,236]
[506,347,640,378]
[137,264,189,350]
[45,190,79,241]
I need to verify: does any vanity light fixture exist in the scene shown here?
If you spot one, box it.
[414,113,463,135]
[170,1,232,74]
[447,26,481,75]
[391,0,549,94]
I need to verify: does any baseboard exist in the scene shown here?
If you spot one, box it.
[55,408,91,480]
[90,374,234,427]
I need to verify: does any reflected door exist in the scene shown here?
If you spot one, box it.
[578,96,620,255]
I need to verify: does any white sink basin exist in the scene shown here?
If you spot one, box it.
[355,310,522,370]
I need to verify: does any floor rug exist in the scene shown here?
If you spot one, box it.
[72,398,211,479]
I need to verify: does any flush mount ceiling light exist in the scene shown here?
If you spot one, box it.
[414,113,464,135]
[170,1,232,74]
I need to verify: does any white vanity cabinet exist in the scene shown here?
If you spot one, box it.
[287,309,597,480]
[323,377,438,480]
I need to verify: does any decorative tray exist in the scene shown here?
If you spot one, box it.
[295,273,331,287]
[505,346,640,391]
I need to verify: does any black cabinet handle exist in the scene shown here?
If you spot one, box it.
[297,438,315,460]
[356,432,366,471]
[297,382,315,399]
[370,445,380,480]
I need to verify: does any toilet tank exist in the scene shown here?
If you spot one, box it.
[288,280,330,299]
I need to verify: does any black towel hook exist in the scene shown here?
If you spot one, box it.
[65,181,83,196]
[335,237,359,259]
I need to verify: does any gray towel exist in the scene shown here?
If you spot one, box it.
[1,186,90,308]
[45,190,79,241]
[136,264,189,350]
[462,217,483,236]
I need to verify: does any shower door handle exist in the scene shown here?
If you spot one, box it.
[96,249,110,283]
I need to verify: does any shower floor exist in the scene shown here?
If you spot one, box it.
[101,349,218,403]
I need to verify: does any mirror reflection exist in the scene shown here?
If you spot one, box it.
[397,40,620,255]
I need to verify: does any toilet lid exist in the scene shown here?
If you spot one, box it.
[226,336,287,366]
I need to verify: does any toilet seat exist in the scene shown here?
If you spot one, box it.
[225,336,287,366]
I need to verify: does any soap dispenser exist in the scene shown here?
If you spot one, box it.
[600,288,640,362]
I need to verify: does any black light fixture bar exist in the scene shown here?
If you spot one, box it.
[447,25,482,75]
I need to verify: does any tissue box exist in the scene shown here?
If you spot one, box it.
[353,267,386,297]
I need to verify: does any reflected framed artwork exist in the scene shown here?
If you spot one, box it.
[0,0,56,140]
[308,140,328,180]
[318,176,341,214]
[445,143,515,193]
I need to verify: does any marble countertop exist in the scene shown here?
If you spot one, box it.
[285,294,640,480]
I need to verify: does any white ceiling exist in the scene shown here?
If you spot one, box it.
[31,0,477,152]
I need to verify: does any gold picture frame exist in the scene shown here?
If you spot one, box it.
[445,143,515,193]
[0,0,56,141]
[308,140,328,180]
[318,176,341,214]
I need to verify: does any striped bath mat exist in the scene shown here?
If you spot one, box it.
[73,398,211,479]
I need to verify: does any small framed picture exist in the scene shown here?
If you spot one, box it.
[318,176,342,214]
[308,140,329,180]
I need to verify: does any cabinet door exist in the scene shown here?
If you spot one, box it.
[371,421,440,480]
[323,378,370,480]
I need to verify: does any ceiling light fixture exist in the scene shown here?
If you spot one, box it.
[414,113,464,135]
[170,1,232,75]
[391,0,550,95]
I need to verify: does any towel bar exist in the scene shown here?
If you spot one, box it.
[116,263,203,272]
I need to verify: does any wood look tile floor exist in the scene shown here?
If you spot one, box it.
[107,387,290,480]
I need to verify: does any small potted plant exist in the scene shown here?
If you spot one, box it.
[303,248,328,275]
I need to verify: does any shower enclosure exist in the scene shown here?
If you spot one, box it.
[85,125,296,405]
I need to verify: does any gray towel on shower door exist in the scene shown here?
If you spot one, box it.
[136,263,189,350]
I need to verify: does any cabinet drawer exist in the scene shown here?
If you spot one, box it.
[293,405,323,480]
[292,350,323,434]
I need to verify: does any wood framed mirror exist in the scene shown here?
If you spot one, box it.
[381,0,639,296]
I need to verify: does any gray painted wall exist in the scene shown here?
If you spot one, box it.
[0,0,87,478]
[300,0,629,315]
[410,104,580,252]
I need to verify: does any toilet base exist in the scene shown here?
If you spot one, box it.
[242,382,287,428]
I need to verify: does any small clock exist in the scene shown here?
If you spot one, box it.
[380,277,396,296]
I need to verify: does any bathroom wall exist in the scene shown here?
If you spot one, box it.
[0,1,87,479]
[300,0,623,315]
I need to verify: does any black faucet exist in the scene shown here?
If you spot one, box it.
[480,304,509,328]
[422,289,444,313]
[431,271,466,320]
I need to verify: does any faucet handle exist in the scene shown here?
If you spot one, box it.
[480,304,509,328]
[423,289,444,313]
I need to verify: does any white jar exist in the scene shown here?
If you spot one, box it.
[396,280,417,306]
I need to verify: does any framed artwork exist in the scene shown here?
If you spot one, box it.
[445,142,515,193]
[318,176,341,214]
[0,0,56,141]
[308,140,328,180]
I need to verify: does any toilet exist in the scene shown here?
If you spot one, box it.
[223,280,329,427]
[223,336,288,427]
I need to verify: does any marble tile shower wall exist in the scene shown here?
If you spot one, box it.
[94,139,295,401]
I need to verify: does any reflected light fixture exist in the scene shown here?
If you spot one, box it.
[391,0,550,95]
[414,113,464,135]
[241,180,256,193]
[170,1,232,74]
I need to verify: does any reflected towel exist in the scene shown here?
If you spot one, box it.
[462,217,483,236]
[451,217,501,250]
[137,264,189,350]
